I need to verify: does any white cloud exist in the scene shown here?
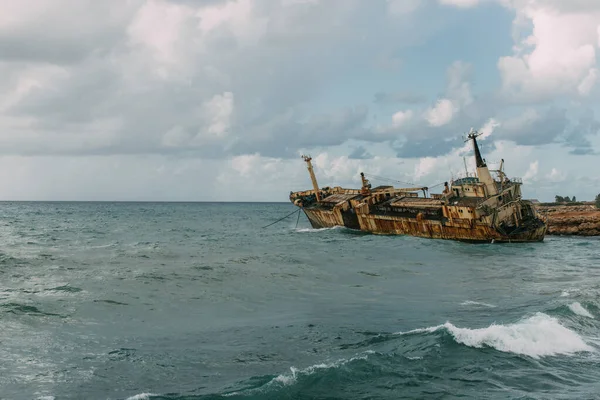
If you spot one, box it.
[523,160,539,181]
[420,61,472,128]
[414,157,438,180]
[439,0,480,8]
[578,68,599,95]
[204,91,234,138]
[425,98,457,127]
[546,167,567,182]
[497,1,600,100]
[479,118,501,140]
[392,109,413,127]
[197,0,266,44]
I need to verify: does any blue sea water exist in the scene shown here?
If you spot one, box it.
[1,201,600,400]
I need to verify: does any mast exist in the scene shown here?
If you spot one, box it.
[360,172,371,195]
[302,155,321,201]
[466,128,498,196]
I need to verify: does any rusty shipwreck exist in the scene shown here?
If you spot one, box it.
[289,129,547,243]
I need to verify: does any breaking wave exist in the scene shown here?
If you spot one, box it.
[125,394,157,400]
[224,351,374,397]
[270,351,373,387]
[396,312,594,359]
[568,302,595,318]
[115,311,598,399]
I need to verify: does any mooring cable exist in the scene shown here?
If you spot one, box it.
[261,208,301,229]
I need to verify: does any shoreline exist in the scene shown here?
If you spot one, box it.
[536,203,600,236]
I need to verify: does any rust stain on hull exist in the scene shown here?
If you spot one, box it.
[357,214,546,243]
[303,207,360,230]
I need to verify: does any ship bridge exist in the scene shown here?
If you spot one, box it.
[452,176,479,186]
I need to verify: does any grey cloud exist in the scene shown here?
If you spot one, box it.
[0,0,445,160]
[374,91,426,105]
[496,107,569,146]
[0,1,138,64]
[349,146,373,159]
[495,107,600,154]
[231,106,372,158]
[562,109,600,155]
[391,115,495,159]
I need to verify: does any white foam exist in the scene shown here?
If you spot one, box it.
[269,351,374,387]
[223,352,373,397]
[561,291,570,297]
[569,302,594,318]
[396,313,594,359]
[125,394,156,400]
[295,226,343,233]
[460,301,497,308]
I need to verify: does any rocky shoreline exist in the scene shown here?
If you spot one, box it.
[536,203,600,236]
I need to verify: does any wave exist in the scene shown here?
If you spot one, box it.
[1,302,62,317]
[224,351,374,397]
[125,394,156,400]
[294,226,345,233]
[568,302,594,318]
[395,313,594,359]
[460,300,497,308]
[271,351,374,387]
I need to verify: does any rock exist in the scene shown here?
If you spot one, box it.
[536,204,600,236]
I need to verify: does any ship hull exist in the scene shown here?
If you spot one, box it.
[356,214,547,243]
[303,207,360,230]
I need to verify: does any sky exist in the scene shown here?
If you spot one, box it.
[1,0,599,202]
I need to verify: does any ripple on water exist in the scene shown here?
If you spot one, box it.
[1,303,63,317]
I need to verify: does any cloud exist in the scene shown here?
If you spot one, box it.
[546,167,566,182]
[497,0,600,101]
[562,109,600,155]
[349,146,373,159]
[496,107,569,146]
[387,0,422,15]
[0,0,598,201]
[414,157,439,180]
[204,92,234,138]
[0,0,139,64]
[439,0,480,8]
[425,98,457,127]
[522,160,539,182]
[392,110,414,127]
[422,61,473,127]
[373,91,426,104]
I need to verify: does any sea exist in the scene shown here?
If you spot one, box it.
[1,201,600,400]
